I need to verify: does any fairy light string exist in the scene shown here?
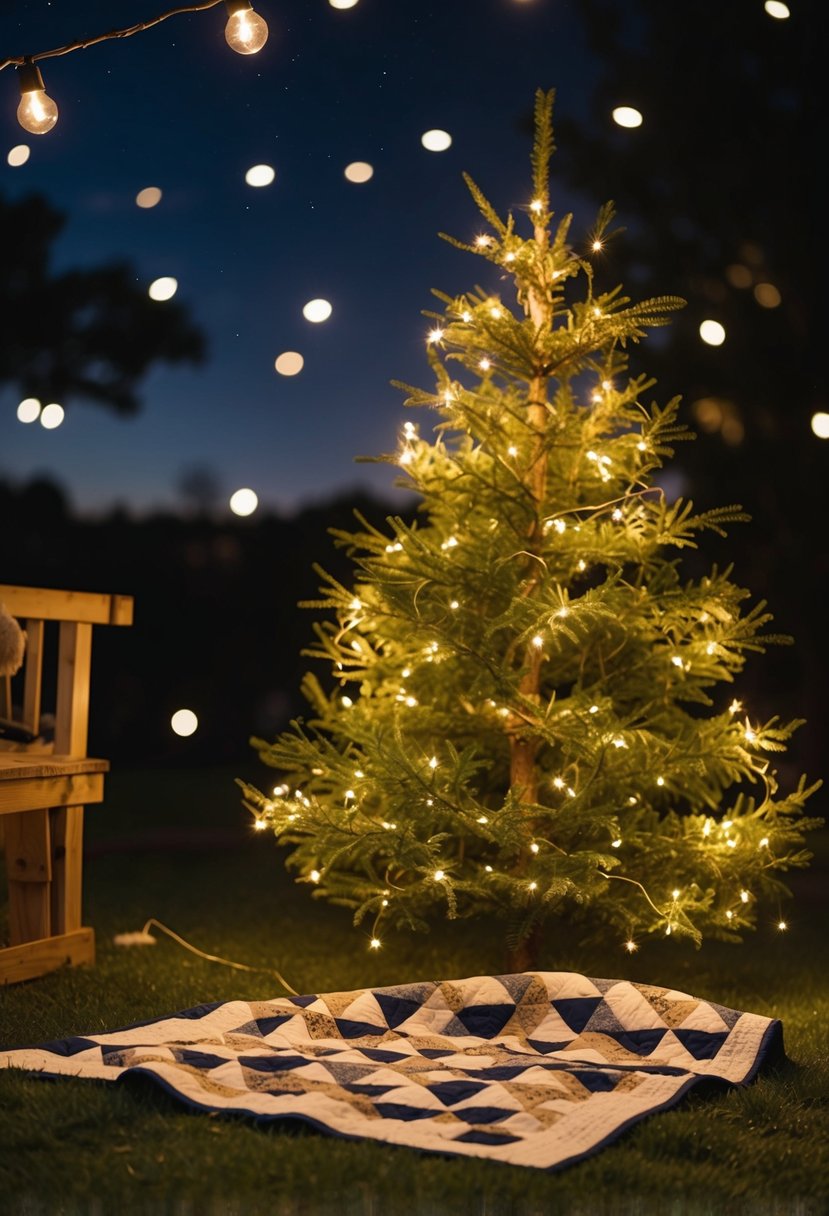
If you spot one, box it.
[3,1,270,134]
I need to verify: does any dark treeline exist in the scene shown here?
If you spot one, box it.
[1,476,408,769]
[1,472,823,785]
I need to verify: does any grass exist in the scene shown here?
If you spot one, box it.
[0,764,827,1215]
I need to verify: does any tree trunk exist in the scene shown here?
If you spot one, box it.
[504,922,543,973]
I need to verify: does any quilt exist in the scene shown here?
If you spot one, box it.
[0,971,782,1171]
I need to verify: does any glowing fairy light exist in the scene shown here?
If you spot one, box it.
[672,889,681,900]
[229,487,258,516]
[530,199,543,213]
[726,910,734,921]
[16,397,40,423]
[245,164,275,187]
[309,870,321,883]
[508,445,518,457]
[7,144,30,167]
[341,695,354,708]
[611,839,622,848]
[759,836,770,848]
[612,738,627,749]
[612,106,643,129]
[657,776,665,786]
[592,240,603,252]
[344,789,355,801]
[611,508,623,522]
[637,440,647,452]
[577,560,586,571]
[428,756,438,769]
[40,402,64,429]
[253,818,267,831]
[403,421,416,438]
[553,518,566,533]
[399,449,413,465]
[504,252,516,263]
[729,699,743,715]
[474,234,493,248]
[405,696,418,707]
[421,129,452,152]
[344,161,373,182]
[810,412,829,439]
[740,890,750,903]
[528,882,538,892]
[530,842,540,854]
[699,319,726,346]
[402,668,411,678]
[450,599,459,610]
[553,777,565,790]
[148,276,177,301]
[433,869,445,881]
[428,327,445,343]
[170,709,198,737]
[275,351,304,376]
[441,536,459,550]
[461,310,472,322]
[589,705,599,715]
[744,723,757,744]
[531,634,544,649]
[135,186,161,208]
[303,298,333,323]
[672,655,684,668]
[490,306,502,319]
[369,937,381,949]
[777,920,788,931]
[477,816,488,824]
[485,865,493,873]
[624,940,638,954]
[556,605,570,618]
[479,357,492,371]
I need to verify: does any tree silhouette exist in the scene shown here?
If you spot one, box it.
[548,0,826,770]
[0,192,206,415]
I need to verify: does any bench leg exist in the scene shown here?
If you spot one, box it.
[4,809,52,944]
[50,805,85,935]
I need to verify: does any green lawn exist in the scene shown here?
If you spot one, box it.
[1,765,827,1215]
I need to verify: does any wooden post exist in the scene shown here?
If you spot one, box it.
[4,808,52,944]
[51,622,93,939]
[22,618,45,737]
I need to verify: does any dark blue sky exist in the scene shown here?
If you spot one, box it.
[1,0,604,516]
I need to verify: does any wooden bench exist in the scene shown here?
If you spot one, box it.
[0,585,133,984]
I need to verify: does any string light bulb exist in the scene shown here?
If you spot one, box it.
[224,1,269,53]
[16,61,58,135]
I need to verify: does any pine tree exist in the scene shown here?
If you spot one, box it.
[241,91,820,969]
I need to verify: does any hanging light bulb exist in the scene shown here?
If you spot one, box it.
[16,61,58,135]
[224,0,269,54]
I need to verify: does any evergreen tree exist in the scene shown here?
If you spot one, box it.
[241,91,819,968]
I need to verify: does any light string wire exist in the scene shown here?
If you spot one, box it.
[0,1,226,73]
[116,916,299,995]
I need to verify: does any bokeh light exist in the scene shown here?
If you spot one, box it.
[421,129,452,152]
[344,161,374,183]
[329,0,359,7]
[275,351,304,376]
[245,163,275,187]
[754,282,782,308]
[612,106,643,129]
[148,276,178,301]
[16,397,41,423]
[764,1,790,17]
[725,264,753,289]
[40,403,65,429]
[171,708,198,737]
[229,487,259,516]
[135,186,162,208]
[7,144,30,167]
[699,319,726,346]
[810,412,829,439]
[303,298,333,323]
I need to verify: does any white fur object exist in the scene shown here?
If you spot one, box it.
[0,603,25,677]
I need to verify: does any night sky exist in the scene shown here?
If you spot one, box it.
[0,0,608,517]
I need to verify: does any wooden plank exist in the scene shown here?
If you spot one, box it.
[0,928,95,985]
[0,771,105,816]
[51,805,84,935]
[55,621,92,756]
[22,617,45,735]
[8,881,51,944]
[0,674,10,718]
[0,755,108,780]
[4,809,51,882]
[0,586,133,627]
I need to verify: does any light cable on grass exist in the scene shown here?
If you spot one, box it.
[114,917,299,995]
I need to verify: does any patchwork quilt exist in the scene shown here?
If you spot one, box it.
[1,971,782,1171]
